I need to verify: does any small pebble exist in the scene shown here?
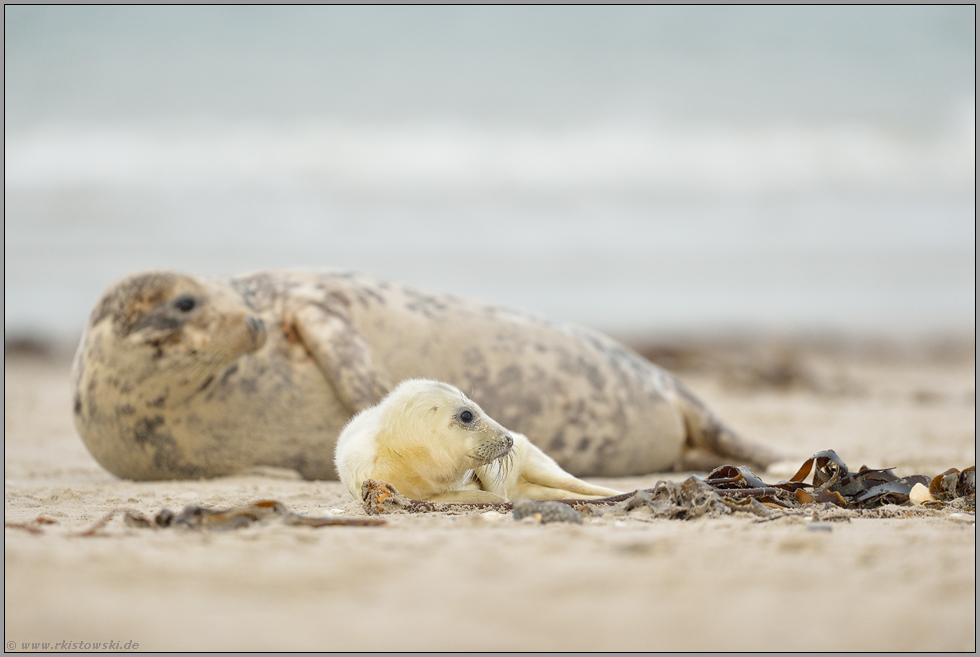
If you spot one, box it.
[512,500,583,524]
[947,513,975,524]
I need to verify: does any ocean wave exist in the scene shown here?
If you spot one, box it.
[5,116,974,196]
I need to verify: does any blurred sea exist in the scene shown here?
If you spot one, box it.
[4,6,976,344]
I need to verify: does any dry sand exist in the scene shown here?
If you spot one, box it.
[4,336,976,652]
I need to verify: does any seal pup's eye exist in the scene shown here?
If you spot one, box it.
[458,409,474,424]
[172,295,197,313]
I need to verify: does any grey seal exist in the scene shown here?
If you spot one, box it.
[71,269,780,480]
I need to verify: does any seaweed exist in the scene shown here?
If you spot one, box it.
[4,516,57,534]
[754,449,936,509]
[10,453,969,535]
[929,466,976,502]
[358,450,975,518]
[72,500,385,536]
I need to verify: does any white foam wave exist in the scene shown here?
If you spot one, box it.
[4,116,974,196]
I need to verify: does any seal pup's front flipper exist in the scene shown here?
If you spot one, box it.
[288,301,392,415]
[501,434,623,501]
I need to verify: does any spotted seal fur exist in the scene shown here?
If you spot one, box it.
[71,269,781,480]
[334,379,622,503]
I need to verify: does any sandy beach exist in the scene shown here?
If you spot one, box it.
[4,335,975,652]
[6,7,974,653]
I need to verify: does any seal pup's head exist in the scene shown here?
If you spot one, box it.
[335,379,514,501]
[73,271,266,396]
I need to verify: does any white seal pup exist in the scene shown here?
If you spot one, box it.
[334,379,622,503]
[72,269,781,480]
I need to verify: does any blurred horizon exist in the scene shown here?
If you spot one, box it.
[4,5,976,346]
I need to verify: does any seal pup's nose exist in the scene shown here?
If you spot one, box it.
[504,435,513,449]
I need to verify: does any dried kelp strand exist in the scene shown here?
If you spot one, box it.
[705,464,771,489]
[74,500,385,535]
[930,467,976,501]
[850,476,931,505]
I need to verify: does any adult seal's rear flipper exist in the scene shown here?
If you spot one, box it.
[672,380,784,472]
[287,299,392,415]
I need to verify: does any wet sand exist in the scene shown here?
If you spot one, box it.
[4,335,975,651]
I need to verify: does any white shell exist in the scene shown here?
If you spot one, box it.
[908,482,935,505]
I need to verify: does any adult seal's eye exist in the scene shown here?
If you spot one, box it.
[173,295,197,313]
[459,409,474,424]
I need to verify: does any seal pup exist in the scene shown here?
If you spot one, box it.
[72,269,781,480]
[334,379,623,503]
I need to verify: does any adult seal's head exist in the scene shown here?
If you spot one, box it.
[78,271,266,383]
[71,271,267,479]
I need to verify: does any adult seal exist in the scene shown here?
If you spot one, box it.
[71,269,781,481]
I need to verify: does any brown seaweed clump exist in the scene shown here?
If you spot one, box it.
[69,500,386,536]
[358,450,975,518]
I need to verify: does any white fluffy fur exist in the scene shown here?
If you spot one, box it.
[334,379,622,503]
